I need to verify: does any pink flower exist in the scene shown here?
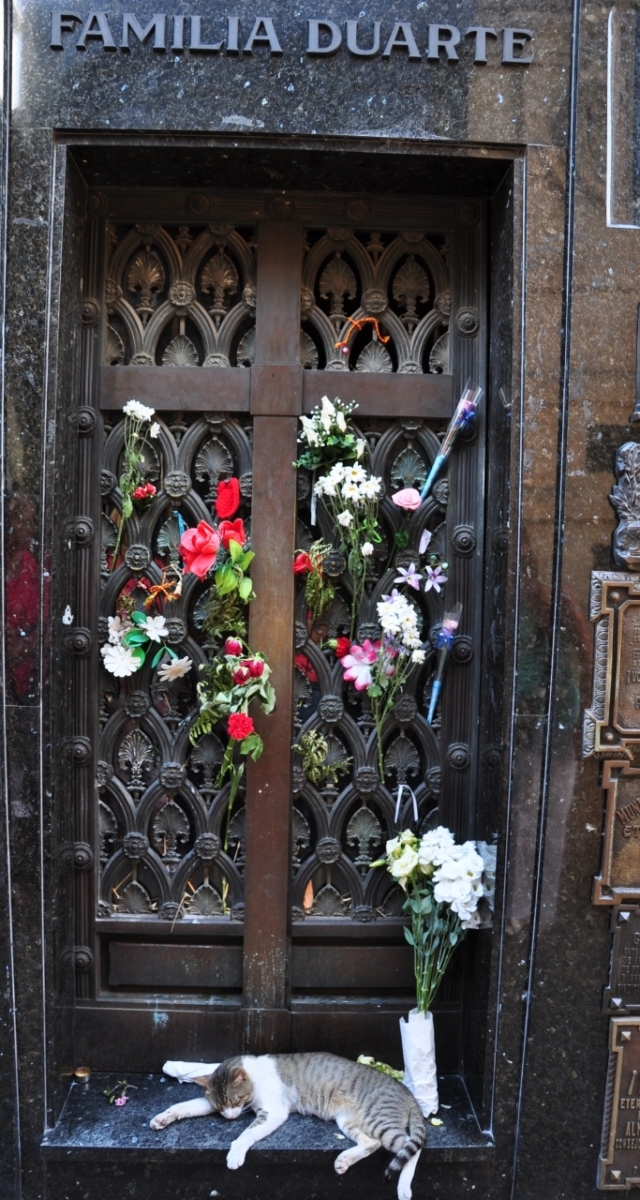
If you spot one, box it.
[341,639,377,691]
[224,638,243,657]
[114,1096,128,1107]
[394,563,422,590]
[391,488,422,511]
[232,665,251,685]
[424,565,448,593]
[179,522,220,581]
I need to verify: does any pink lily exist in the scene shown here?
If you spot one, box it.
[341,639,377,690]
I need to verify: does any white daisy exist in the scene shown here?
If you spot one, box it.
[157,656,193,682]
[123,399,155,421]
[100,643,140,678]
[141,614,168,642]
[342,481,360,500]
[345,464,366,483]
[337,511,353,527]
[360,476,382,499]
[411,649,426,664]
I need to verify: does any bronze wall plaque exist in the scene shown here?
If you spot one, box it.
[594,763,640,905]
[584,572,640,758]
[599,1018,640,1189]
[605,908,640,1014]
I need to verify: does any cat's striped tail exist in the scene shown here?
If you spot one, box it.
[384,1106,426,1178]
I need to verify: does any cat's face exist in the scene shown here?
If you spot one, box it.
[194,1060,254,1120]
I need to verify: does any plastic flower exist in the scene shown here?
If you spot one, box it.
[361,542,374,557]
[218,518,246,550]
[100,643,140,678]
[419,529,432,555]
[337,511,353,527]
[411,649,426,664]
[157,656,192,682]
[391,488,422,511]
[388,844,420,889]
[123,399,155,421]
[215,477,241,519]
[140,614,168,642]
[336,410,347,432]
[299,415,319,445]
[242,658,264,678]
[108,615,130,644]
[341,639,377,690]
[228,713,255,740]
[293,552,313,574]
[394,563,422,590]
[179,521,220,581]
[333,636,351,658]
[149,423,161,439]
[360,476,382,499]
[424,565,448,593]
[224,638,243,657]
[232,665,251,685]
[355,439,366,459]
[132,482,157,501]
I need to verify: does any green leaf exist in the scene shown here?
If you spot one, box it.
[130,611,148,627]
[403,927,416,947]
[449,931,459,946]
[215,564,237,596]
[238,576,253,601]
[228,538,243,563]
[238,550,255,570]
[151,647,165,668]
[122,631,149,646]
[130,647,146,668]
[241,733,264,761]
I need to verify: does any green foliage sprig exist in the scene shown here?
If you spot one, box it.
[292,729,352,788]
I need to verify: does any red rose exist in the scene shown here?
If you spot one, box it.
[224,638,243,657]
[293,552,313,574]
[334,637,351,659]
[179,521,220,581]
[228,713,254,740]
[218,518,246,550]
[244,658,264,678]
[215,478,241,519]
[232,665,251,685]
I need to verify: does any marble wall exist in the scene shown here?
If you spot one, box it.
[1,0,636,1194]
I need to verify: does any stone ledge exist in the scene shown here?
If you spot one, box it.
[41,1073,493,1163]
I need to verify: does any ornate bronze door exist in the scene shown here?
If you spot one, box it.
[74,188,486,1070]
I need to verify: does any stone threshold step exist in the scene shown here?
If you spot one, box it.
[41,1072,493,1163]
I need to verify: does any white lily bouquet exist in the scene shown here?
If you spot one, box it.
[375,826,491,1117]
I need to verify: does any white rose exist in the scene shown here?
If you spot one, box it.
[389,845,419,887]
[361,542,374,557]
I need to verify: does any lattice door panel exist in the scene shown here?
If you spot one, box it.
[98,412,253,922]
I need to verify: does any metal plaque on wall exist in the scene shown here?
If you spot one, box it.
[584,572,640,758]
[594,762,640,905]
[605,908,640,1014]
[599,1018,640,1189]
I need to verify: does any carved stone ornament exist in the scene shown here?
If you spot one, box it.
[124,691,151,719]
[125,545,151,572]
[593,761,640,906]
[160,762,186,791]
[610,443,640,570]
[81,298,100,327]
[452,635,474,665]
[169,281,196,311]
[455,307,479,337]
[188,192,214,215]
[316,837,342,864]
[164,618,187,645]
[344,199,369,221]
[63,628,91,657]
[74,517,94,547]
[583,572,640,758]
[317,695,344,724]
[164,470,192,499]
[122,832,150,860]
[354,766,379,796]
[597,1017,640,1189]
[447,743,471,771]
[64,736,92,766]
[77,407,97,437]
[74,946,94,972]
[452,525,476,556]
[195,833,221,861]
[268,194,295,220]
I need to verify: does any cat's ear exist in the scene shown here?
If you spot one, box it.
[192,1076,212,1089]
[231,1068,247,1083]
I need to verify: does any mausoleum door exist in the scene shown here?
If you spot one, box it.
[76,189,486,1068]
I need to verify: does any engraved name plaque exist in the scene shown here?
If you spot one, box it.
[599,1019,640,1189]
[584,573,640,758]
[605,908,640,1015]
[595,763,640,905]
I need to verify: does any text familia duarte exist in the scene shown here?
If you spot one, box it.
[51,12,534,63]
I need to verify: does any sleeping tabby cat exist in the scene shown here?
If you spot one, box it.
[150,1052,425,1200]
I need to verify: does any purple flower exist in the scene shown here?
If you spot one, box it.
[114,1095,128,1107]
[424,566,448,594]
[394,563,423,591]
[455,399,477,430]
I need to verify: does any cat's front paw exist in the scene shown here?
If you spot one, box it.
[334,1150,353,1174]
[150,1108,178,1130]
[226,1142,247,1170]
[397,1182,413,1200]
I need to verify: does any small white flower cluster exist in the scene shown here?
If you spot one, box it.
[101,612,192,681]
[377,589,422,650]
[123,399,160,438]
[299,395,361,448]
[385,826,487,928]
[314,461,382,526]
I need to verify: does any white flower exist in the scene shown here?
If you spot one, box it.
[141,615,168,642]
[123,399,155,421]
[328,462,346,483]
[342,481,361,501]
[300,415,318,446]
[356,439,366,459]
[411,649,426,664]
[149,422,161,439]
[108,615,131,644]
[322,480,337,498]
[345,464,366,483]
[336,410,347,432]
[157,656,193,682]
[100,643,140,678]
[388,845,419,889]
[321,395,335,418]
[418,826,456,871]
[361,542,374,557]
[360,476,382,499]
[313,478,326,496]
[337,511,353,527]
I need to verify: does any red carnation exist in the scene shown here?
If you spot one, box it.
[334,637,351,659]
[293,552,313,574]
[228,713,254,740]
[218,518,246,550]
[215,478,241,519]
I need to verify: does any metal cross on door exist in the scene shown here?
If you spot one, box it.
[74,188,486,1070]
